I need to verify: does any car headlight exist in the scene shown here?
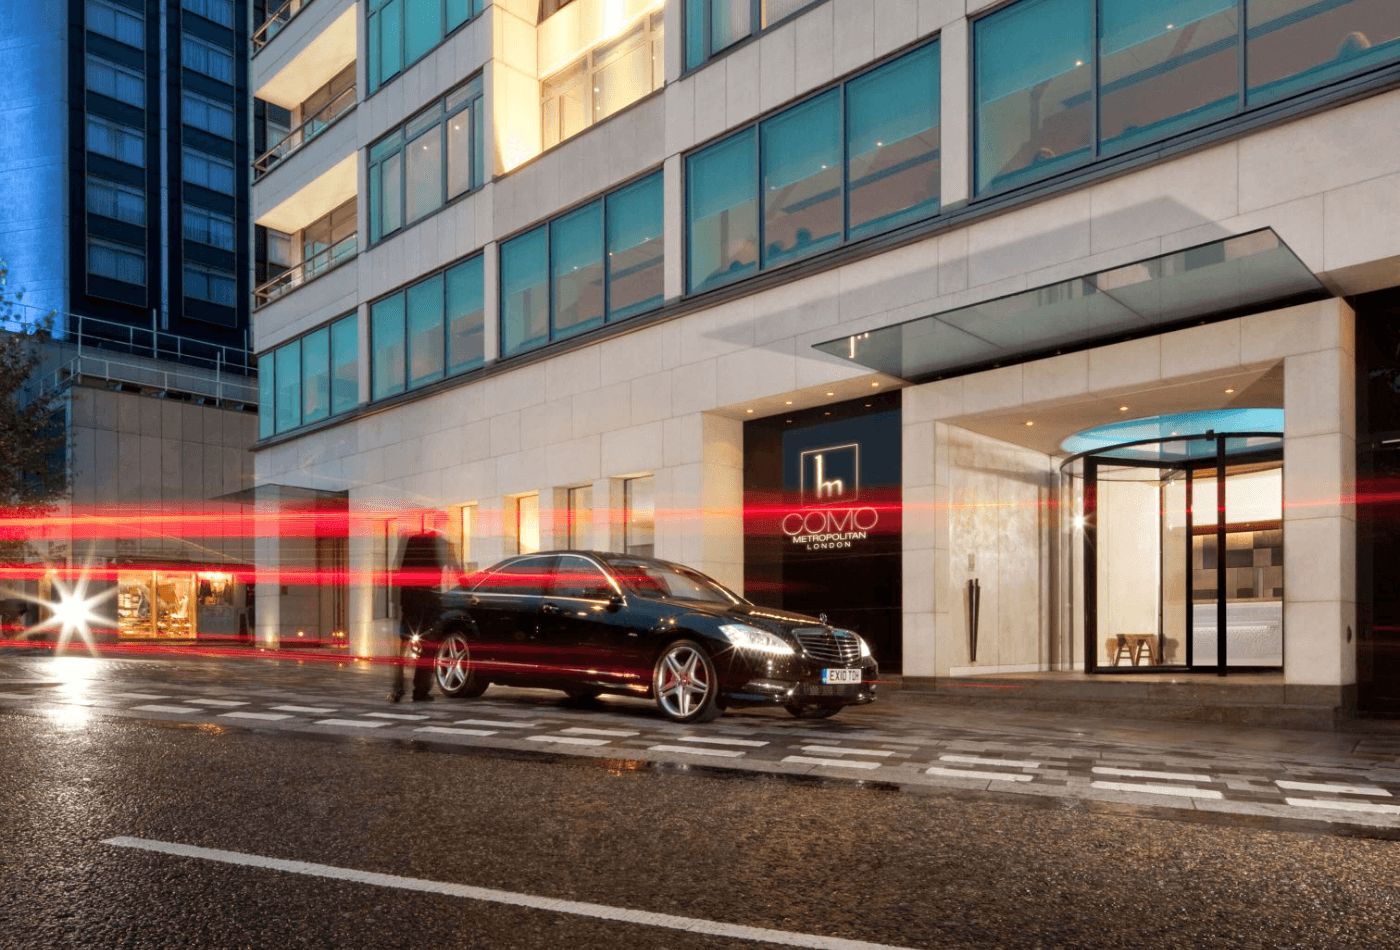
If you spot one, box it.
[837,629,872,659]
[719,623,795,656]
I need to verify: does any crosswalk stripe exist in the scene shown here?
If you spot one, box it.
[271,705,337,714]
[680,736,769,748]
[527,735,610,747]
[800,745,894,758]
[1284,797,1400,816]
[1093,766,1213,783]
[560,727,639,738]
[925,766,1033,783]
[417,726,498,738]
[940,754,1040,770]
[453,719,540,729]
[1275,780,1390,797]
[188,699,248,707]
[221,712,292,721]
[1091,780,1222,800]
[315,719,391,728]
[783,755,881,770]
[648,744,745,758]
[132,704,200,714]
[364,712,430,721]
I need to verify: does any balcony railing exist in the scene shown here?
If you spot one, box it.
[63,311,253,375]
[252,0,315,54]
[254,83,356,179]
[254,234,357,307]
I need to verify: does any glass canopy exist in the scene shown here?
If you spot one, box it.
[814,229,1324,382]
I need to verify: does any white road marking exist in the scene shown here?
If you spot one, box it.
[132,704,200,714]
[188,699,249,707]
[315,719,391,729]
[1276,780,1391,797]
[800,745,894,758]
[1092,766,1213,783]
[112,692,167,700]
[453,719,540,729]
[560,727,639,738]
[0,692,33,700]
[939,754,1041,770]
[364,712,430,721]
[648,744,745,758]
[924,766,1033,783]
[527,735,610,747]
[271,705,337,714]
[680,736,769,748]
[103,837,914,950]
[1091,781,1222,800]
[1284,797,1400,816]
[417,726,498,738]
[783,755,881,770]
[220,712,292,722]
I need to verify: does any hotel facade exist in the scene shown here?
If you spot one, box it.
[248,0,1400,715]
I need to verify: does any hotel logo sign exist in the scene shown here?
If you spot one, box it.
[786,443,878,550]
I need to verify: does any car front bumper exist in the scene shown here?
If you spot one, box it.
[713,650,880,708]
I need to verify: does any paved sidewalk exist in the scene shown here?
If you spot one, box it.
[3,652,1399,834]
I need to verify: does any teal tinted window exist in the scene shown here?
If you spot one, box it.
[847,43,941,240]
[501,227,550,357]
[274,340,302,434]
[258,354,274,439]
[368,0,482,93]
[330,315,359,415]
[711,0,752,55]
[685,0,705,69]
[1099,0,1239,155]
[687,129,758,292]
[1246,0,1400,105]
[975,0,1093,194]
[301,327,331,424]
[376,0,403,89]
[605,172,664,321]
[446,256,485,373]
[550,201,605,340]
[407,273,445,387]
[371,294,407,400]
[761,88,841,269]
[404,0,442,64]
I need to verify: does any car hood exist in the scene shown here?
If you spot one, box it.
[659,598,825,633]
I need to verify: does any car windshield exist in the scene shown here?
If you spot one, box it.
[608,558,744,605]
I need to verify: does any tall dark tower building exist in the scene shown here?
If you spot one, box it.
[1,0,250,357]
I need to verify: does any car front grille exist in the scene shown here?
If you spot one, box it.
[792,627,860,664]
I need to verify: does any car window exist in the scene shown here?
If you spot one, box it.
[472,556,556,596]
[608,558,743,605]
[550,556,614,600]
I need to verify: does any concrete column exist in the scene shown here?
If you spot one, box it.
[900,386,942,678]
[590,477,624,553]
[662,153,684,301]
[1281,300,1357,696]
[938,16,970,210]
[654,414,743,592]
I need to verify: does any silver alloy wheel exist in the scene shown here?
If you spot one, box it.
[655,643,711,719]
[436,633,470,693]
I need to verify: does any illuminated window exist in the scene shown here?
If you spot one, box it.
[567,486,593,549]
[624,476,655,557]
[684,0,810,70]
[516,495,541,555]
[541,12,664,150]
[458,503,477,568]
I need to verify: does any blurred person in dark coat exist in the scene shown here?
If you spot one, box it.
[389,530,452,703]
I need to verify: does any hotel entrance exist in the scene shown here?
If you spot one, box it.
[1062,413,1284,674]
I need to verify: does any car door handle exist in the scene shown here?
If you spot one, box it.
[468,596,481,608]
[541,602,562,616]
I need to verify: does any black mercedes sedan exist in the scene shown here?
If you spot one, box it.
[432,551,877,722]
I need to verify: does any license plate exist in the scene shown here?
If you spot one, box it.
[822,668,862,685]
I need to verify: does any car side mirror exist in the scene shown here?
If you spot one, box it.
[606,592,625,612]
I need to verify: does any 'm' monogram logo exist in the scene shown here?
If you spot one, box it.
[800,444,860,504]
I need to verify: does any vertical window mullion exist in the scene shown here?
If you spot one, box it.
[601,199,610,320]
[546,228,555,342]
[1090,0,1100,159]
[840,80,850,242]
[1236,0,1247,115]
[754,122,765,275]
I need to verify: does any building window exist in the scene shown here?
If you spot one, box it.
[86,116,145,166]
[301,199,358,279]
[973,0,1399,196]
[182,147,236,193]
[567,485,593,549]
[182,90,236,138]
[184,263,236,305]
[182,205,235,249]
[182,34,235,83]
[87,177,146,226]
[86,54,146,107]
[457,503,476,568]
[623,476,655,557]
[368,78,484,243]
[87,238,146,285]
[501,170,663,358]
[684,0,812,71]
[182,0,235,29]
[515,495,541,555]
[370,253,484,402]
[368,0,485,94]
[541,12,664,150]
[260,312,361,437]
[87,0,145,49]
[686,42,940,293]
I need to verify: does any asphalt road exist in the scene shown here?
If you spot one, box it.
[2,705,1399,949]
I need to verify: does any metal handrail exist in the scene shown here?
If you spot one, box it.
[252,0,315,54]
[254,235,357,307]
[37,352,259,405]
[253,84,356,178]
[64,312,253,375]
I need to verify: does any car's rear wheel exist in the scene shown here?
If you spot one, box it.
[653,640,721,723]
[436,631,488,698]
[785,703,842,720]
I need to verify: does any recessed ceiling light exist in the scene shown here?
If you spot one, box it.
[871,381,880,388]
[784,400,793,406]
[1024,420,1035,427]
[824,411,832,416]
[745,408,754,414]
[826,391,835,397]
[1119,405,1129,412]
[1224,387,1236,394]
[865,403,873,408]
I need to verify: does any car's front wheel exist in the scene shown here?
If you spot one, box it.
[785,703,842,720]
[436,631,488,698]
[653,640,721,723]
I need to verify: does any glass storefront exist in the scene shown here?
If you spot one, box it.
[115,569,242,640]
